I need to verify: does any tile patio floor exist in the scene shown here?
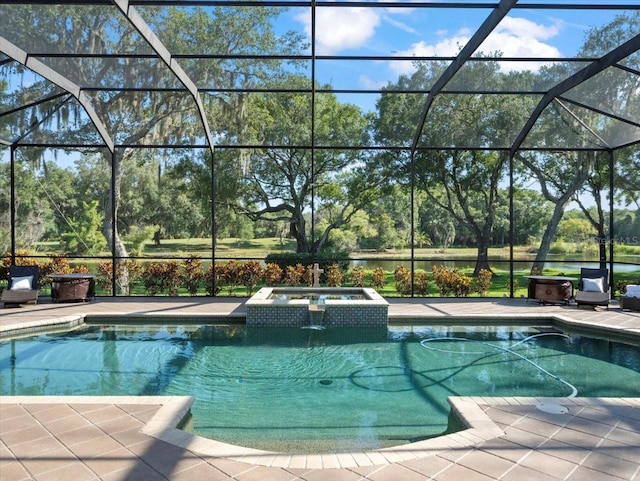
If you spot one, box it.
[1,296,639,480]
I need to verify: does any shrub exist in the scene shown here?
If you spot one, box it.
[371,267,387,290]
[163,261,181,296]
[454,274,473,297]
[581,241,599,257]
[394,265,412,295]
[140,264,162,295]
[41,255,72,281]
[96,259,140,295]
[432,265,472,297]
[264,252,349,279]
[39,255,89,289]
[349,266,366,287]
[549,240,570,254]
[97,261,114,294]
[431,265,449,296]
[326,264,344,287]
[141,261,180,296]
[475,269,493,297]
[204,263,221,296]
[414,270,430,296]
[284,264,306,286]
[264,262,283,286]
[303,265,314,287]
[219,260,242,295]
[240,260,264,295]
[181,255,203,296]
[504,278,520,294]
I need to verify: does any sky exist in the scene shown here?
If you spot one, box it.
[2,2,635,157]
[285,3,630,111]
[1,3,634,213]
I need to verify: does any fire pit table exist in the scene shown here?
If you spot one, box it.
[525,275,576,304]
[49,273,96,303]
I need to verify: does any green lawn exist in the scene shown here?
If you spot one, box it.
[17,237,640,298]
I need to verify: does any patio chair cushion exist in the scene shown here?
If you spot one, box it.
[624,285,640,298]
[10,275,34,290]
[581,277,604,293]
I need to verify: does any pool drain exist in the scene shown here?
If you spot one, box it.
[319,379,333,385]
[536,401,568,414]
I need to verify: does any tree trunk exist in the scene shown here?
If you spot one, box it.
[597,231,607,268]
[290,220,309,253]
[577,172,608,269]
[532,196,571,273]
[526,151,593,274]
[473,229,492,276]
[102,150,130,294]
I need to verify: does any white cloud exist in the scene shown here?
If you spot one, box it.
[380,12,420,36]
[296,7,381,55]
[388,31,471,76]
[359,74,387,90]
[481,16,563,71]
[497,16,561,41]
[388,16,564,75]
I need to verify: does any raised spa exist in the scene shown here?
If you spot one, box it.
[245,287,389,328]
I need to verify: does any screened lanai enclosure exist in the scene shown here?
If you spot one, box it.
[1,1,639,298]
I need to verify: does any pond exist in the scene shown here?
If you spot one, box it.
[350,258,640,273]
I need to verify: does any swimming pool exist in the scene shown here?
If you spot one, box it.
[1,323,639,453]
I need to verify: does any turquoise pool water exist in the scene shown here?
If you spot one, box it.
[1,324,639,453]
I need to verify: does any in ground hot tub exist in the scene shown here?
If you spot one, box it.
[245,287,388,328]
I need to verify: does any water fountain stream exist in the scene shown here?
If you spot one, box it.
[305,296,326,330]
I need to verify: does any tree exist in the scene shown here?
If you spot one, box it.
[577,13,640,265]
[557,217,597,243]
[364,185,412,251]
[520,12,640,271]
[615,147,640,213]
[238,80,389,253]
[0,157,54,252]
[516,150,593,272]
[60,200,107,255]
[170,148,247,246]
[510,189,553,246]
[375,59,529,275]
[2,4,305,290]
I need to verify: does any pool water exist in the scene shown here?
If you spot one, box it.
[1,324,639,453]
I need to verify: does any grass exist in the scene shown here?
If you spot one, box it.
[20,237,640,298]
[32,236,640,261]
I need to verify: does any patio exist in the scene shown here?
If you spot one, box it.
[1,297,639,480]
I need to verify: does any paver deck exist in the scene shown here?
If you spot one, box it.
[1,296,639,480]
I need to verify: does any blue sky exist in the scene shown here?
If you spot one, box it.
[286,3,630,111]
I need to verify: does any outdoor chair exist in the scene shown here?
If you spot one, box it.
[575,267,609,309]
[1,265,40,307]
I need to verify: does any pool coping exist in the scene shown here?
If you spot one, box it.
[2,310,640,344]
[3,394,638,469]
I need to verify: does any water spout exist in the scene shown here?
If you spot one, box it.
[305,296,326,330]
